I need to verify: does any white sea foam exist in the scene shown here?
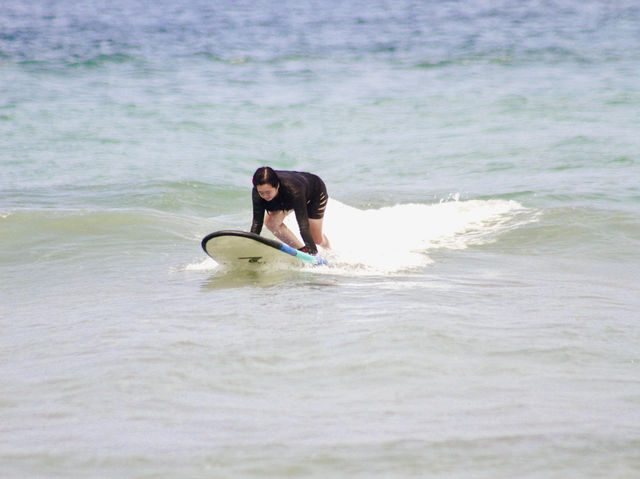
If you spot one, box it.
[287,198,534,274]
[181,256,219,272]
[182,198,533,274]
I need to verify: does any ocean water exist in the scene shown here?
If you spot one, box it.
[1,0,640,477]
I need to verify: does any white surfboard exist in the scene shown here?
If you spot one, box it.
[201,230,327,267]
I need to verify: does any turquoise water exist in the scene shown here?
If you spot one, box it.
[2,1,640,477]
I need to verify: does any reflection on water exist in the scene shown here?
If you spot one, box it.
[202,265,342,290]
[202,266,301,290]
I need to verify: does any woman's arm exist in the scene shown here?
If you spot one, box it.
[250,188,265,234]
[292,200,317,254]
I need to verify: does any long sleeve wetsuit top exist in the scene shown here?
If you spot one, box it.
[250,170,326,254]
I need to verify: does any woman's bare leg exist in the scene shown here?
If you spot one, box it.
[264,210,304,249]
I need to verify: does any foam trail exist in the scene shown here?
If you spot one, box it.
[181,256,218,272]
[286,198,533,274]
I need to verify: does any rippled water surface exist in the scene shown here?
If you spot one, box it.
[2,0,640,477]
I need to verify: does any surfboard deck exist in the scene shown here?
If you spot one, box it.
[201,230,327,267]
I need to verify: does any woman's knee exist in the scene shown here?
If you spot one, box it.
[264,212,284,230]
[264,215,276,230]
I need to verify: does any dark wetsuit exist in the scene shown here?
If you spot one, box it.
[251,171,328,254]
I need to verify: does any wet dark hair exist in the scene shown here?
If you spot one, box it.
[252,166,279,188]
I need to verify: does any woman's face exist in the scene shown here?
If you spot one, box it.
[256,183,279,201]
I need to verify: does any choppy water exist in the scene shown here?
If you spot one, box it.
[2,1,640,477]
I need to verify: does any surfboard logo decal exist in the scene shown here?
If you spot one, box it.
[238,256,262,263]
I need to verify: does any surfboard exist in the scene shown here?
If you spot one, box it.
[201,230,328,267]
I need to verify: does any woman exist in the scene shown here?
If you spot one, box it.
[250,166,330,255]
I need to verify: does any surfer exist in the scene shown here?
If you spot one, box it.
[251,166,330,255]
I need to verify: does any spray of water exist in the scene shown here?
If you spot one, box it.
[289,198,532,274]
[184,197,533,275]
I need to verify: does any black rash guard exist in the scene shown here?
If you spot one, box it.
[250,170,328,254]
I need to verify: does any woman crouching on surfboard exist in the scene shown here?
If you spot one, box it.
[250,166,330,255]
